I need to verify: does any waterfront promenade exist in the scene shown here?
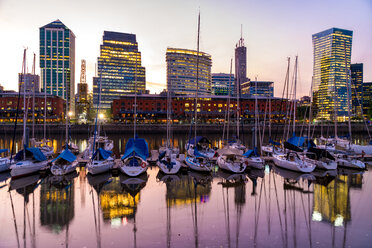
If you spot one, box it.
[0,123,369,135]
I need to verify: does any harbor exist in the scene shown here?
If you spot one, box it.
[0,135,371,247]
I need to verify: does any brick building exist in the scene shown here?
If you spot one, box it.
[0,92,65,123]
[112,94,286,124]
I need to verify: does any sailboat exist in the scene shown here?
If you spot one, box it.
[120,57,149,177]
[86,73,115,175]
[244,77,264,169]
[272,56,316,173]
[217,59,247,173]
[50,62,78,176]
[28,53,55,159]
[0,149,10,172]
[10,49,49,178]
[157,76,181,175]
[185,13,215,172]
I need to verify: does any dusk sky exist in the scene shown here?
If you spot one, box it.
[0,0,371,97]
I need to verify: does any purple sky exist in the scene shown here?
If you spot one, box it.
[0,0,371,97]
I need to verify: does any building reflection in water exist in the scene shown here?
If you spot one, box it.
[162,172,212,207]
[312,173,363,227]
[39,172,78,234]
[92,173,148,230]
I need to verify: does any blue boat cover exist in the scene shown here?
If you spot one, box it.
[52,148,76,163]
[243,147,259,158]
[369,140,372,145]
[307,139,317,149]
[92,148,112,160]
[287,135,306,147]
[121,138,149,161]
[0,149,8,154]
[194,148,208,158]
[269,138,281,146]
[187,136,210,145]
[15,147,47,161]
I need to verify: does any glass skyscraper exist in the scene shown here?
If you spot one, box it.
[312,28,353,121]
[40,19,75,114]
[93,31,146,110]
[241,81,274,97]
[166,48,212,95]
[350,63,363,117]
[211,73,235,96]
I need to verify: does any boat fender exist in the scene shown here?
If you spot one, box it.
[141,161,146,168]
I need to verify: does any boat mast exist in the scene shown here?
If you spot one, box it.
[167,66,171,148]
[227,59,233,143]
[22,49,27,160]
[293,56,298,135]
[194,12,200,145]
[44,57,47,144]
[32,53,36,139]
[134,55,138,140]
[255,77,258,148]
[308,76,314,138]
[65,71,69,145]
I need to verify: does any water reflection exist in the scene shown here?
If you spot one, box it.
[0,134,371,247]
[39,172,77,236]
[218,171,247,248]
[9,173,40,248]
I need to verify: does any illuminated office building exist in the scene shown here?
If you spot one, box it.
[362,82,372,118]
[93,31,146,110]
[241,81,273,97]
[212,73,235,96]
[166,48,212,95]
[350,63,363,117]
[40,19,75,115]
[312,28,353,121]
[18,73,40,93]
[235,35,248,97]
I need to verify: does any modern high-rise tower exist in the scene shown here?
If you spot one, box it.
[93,31,146,110]
[40,19,75,114]
[350,63,363,117]
[235,32,247,97]
[312,28,353,120]
[166,48,212,95]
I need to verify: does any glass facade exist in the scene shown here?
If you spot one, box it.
[362,82,372,118]
[93,31,146,110]
[350,63,363,117]
[312,28,353,121]
[211,73,235,96]
[166,48,212,95]
[241,81,274,97]
[40,19,75,114]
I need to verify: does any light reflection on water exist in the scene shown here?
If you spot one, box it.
[0,135,371,247]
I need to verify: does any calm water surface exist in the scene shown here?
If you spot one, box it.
[0,134,371,248]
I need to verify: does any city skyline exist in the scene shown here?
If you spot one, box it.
[0,0,371,98]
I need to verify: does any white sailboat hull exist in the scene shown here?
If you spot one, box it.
[157,158,181,175]
[247,156,264,170]
[217,156,247,173]
[51,160,79,176]
[0,157,11,172]
[336,157,365,170]
[350,144,372,155]
[273,153,316,173]
[10,160,49,178]
[87,157,114,175]
[185,156,212,172]
[120,157,148,177]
